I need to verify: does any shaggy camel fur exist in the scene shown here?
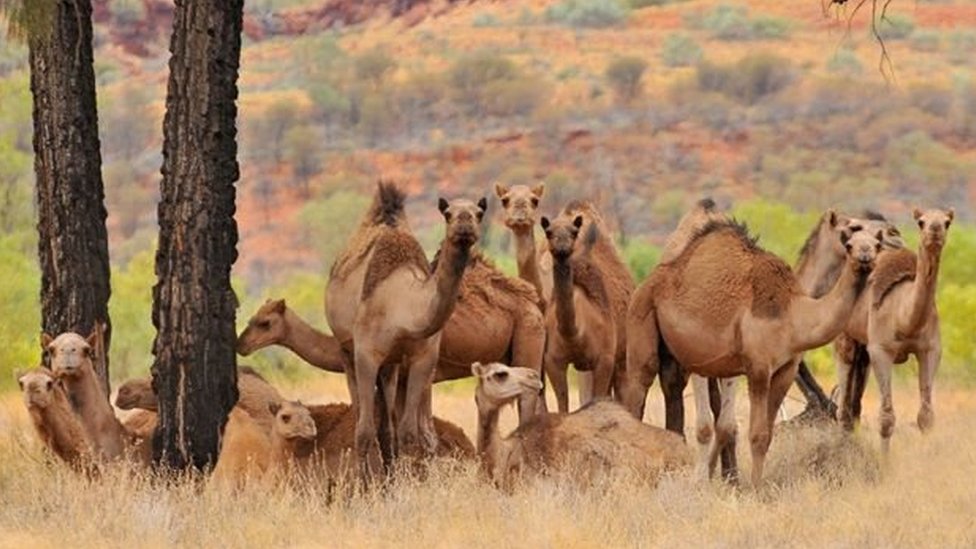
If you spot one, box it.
[44,331,124,461]
[540,202,634,412]
[267,400,474,483]
[211,408,273,488]
[115,366,283,434]
[624,221,882,485]
[836,208,953,451]
[119,409,157,467]
[18,368,95,472]
[326,181,482,476]
[472,362,691,489]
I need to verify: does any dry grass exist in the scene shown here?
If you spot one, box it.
[1,376,975,548]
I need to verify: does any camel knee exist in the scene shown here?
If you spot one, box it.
[879,408,896,439]
[749,430,770,456]
[696,423,713,446]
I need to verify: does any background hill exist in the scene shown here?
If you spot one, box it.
[1,0,975,385]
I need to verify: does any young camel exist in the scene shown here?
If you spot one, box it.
[267,400,474,483]
[18,368,95,472]
[44,331,124,461]
[326,181,482,476]
[624,221,882,485]
[836,209,953,451]
[472,362,691,489]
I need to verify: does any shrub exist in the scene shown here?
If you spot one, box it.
[750,15,791,40]
[308,82,351,126]
[629,0,687,6]
[483,78,546,118]
[876,13,915,40]
[472,13,501,27]
[909,29,941,52]
[544,0,629,29]
[354,49,396,88]
[826,49,863,76]
[947,30,976,65]
[909,83,952,117]
[449,52,542,118]
[605,55,648,104]
[661,33,703,67]
[701,4,752,40]
[696,53,793,105]
[284,125,322,195]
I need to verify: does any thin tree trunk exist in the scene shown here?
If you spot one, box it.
[151,0,243,471]
[28,0,112,396]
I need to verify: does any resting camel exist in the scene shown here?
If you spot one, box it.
[115,366,283,434]
[624,220,882,485]
[267,400,474,483]
[472,362,691,489]
[540,202,634,412]
[211,408,273,489]
[44,331,124,461]
[836,208,953,451]
[18,368,95,472]
[326,181,482,475]
[239,254,545,420]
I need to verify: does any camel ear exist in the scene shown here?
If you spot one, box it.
[913,208,923,221]
[875,229,884,242]
[540,216,551,232]
[531,182,545,198]
[947,208,955,223]
[471,361,487,377]
[477,197,487,214]
[573,215,584,229]
[493,182,508,198]
[15,371,25,391]
[271,299,286,314]
[86,329,99,350]
[41,333,54,349]
[827,209,839,228]
[268,402,281,417]
[438,197,450,214]
[839,228,852,246]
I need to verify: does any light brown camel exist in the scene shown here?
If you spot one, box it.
[326,181,482,475]
[115,366,283,434]
[267,400,475,483]
[211,407,273,489]
[44,331,124,461]
[624,220,883,485]
[18,368,95,472]
[540,201,635,412]
[118,409,158,467]
[238,300,348,374]
[472,362,691,489]
[495,182,548,305]
[836,208,953,451]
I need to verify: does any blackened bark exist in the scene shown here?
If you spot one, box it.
[28,0,112,396]
[151,0,243,471]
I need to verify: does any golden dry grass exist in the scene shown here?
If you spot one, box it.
[1,374,975,548]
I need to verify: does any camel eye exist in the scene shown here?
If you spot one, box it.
[918,220,925,229]
[257,321,271,329]
[888,228,900,236]
[282,414,291,423]
[45,380,53,391]
[530,197,539,208]
[848,224,863,233]
[501,198,510,208]
[492,371,509,381]
[844,243,852,253]
[544,230,553,240]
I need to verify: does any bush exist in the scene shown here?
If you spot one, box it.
[284,125,322,195]
[910,29,941,52]
[661,33,703,68]
[947,30,976,65]
[483,78,546,117]
[750,15,791,40]
[826,49,863,76]
[544,0,629,29]
[876,13,915,40]
[909,83,952,117]
[472,13,502,27]
[696,53,794,105]
[0,231,40,391]
[354,49,396,88]
[701,4,752,40]
[449,52,542,118]
[621,240,661,281]
[605,55,648,104]
[629,0,687,6]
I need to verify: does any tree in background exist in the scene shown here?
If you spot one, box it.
[2,0,112,394]
[605,55,647,105]
[152,0,243,471]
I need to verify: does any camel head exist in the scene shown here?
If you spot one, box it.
[471,362,544,413]
[237,299,288,356]
[840,227,884,274]
[848,212,904,251]
[18,368,60,409]
[269,400,317,441]
[439,196,487,248]
[913,208,953,251]
[43,331,97,379]
[495,182,544,231]
[114,378,155,410]
[540,214,583,260]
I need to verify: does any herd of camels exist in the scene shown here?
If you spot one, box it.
[18,180,953,490]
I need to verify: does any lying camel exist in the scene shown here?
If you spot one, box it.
[44,331,124,461]
[326,182,482,475]
[268,400,475,483]
[18,368,95,472]
[837,208,953,451]
[115,366,283,434]
[625,221,882,485]
[472,361,691,489]
[540,201,634,412]
[211,407,273,489]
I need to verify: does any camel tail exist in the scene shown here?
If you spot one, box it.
[369,180,408,228]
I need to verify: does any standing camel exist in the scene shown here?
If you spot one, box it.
[540,202,634,412]
[624,220,882,484]
[326,181,483,477]
[836,208,952,451]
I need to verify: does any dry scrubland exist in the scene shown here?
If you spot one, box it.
[1,376,975,548]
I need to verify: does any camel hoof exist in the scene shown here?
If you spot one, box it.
[917,408,935,432]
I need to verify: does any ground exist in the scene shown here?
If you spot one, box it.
[1,375,974,547]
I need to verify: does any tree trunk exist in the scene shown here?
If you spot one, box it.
[28,0,112,397]
[151,0,243,471]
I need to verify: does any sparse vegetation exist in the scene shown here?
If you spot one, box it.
[544,0,630,29]
[661,33,703,67]
[605,55,648,104]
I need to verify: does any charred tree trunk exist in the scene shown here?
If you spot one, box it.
[27,0,112,396]
[151,0,243,471]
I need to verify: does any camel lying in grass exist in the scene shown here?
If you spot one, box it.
[18,368,96,473]
[472,362,691,489]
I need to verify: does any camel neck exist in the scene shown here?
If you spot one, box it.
[40,393,90,461]
[551,258,578,340]
[901,243,942,335]
[281,309,347,371]
[512,228,545,303]
[794,227,844,298]
[409,239,470,339]
[477,404,502,474]
[790,263,868,352]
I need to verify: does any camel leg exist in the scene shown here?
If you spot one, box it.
[377,363,399,472]
[624,305,660,420]
[399,340,439,457]
[343,349,359,410]
[692,375,713,449]
[767,360,800,428]
[746,371,772,487]
[794,358,834,418]
[660,349,687,436]
[833,338,856,431]
[577,371,594,407]
[511,308,547,418]
[916,343,940,433]
[868,344,896,453]
[353,345,381,483]
[592,356,615,402]
[545,354,570,414]
[712,378,739,483]
[847,343,870,424]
